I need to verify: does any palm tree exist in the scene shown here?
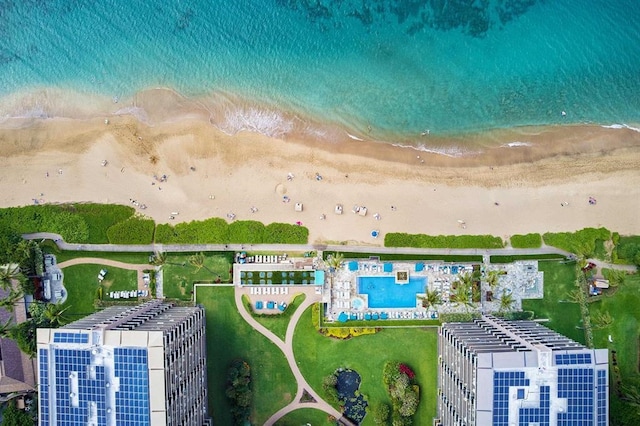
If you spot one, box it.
[0,317,14,338]
[591,310,614,329]
[453,285,472,310]
[43,303,70,327]
[0,287,23,311]
[499,292,514,312]
[0,264,22,290]
[419,288,441,309]
[150,251,166,267]
[189,252,213,274]
[566,288,585,304]
[486,270,500,290]
[325,253,344,272]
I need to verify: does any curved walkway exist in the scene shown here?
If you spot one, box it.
[233,288,343,425]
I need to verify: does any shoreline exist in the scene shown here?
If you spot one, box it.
[1,86,640,164]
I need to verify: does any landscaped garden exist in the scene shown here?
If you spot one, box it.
[195,286,296,425]
[243,293,306,341]
[274,408,336,425]
[293,305,438,425]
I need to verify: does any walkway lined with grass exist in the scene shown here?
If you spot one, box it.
[232,286,343,425]
[24,232,575,257]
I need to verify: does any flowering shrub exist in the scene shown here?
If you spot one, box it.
[399,363,415,380]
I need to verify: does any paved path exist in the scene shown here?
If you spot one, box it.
[233,287,343,425]
[24,232,574,257]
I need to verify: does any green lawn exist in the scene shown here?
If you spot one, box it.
[590,274,640,425]
[245,293,307,341]
[293,305,438,425]
[61,264,138,320]
[42,242,151,264]
[521,261,584,344]
[274,408,337,426]
[163,253,232,300]
[196,286,296,425]
[323,251,482,263]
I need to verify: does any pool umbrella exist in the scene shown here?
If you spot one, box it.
[371,230,379,238]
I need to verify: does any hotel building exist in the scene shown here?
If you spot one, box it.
[37,300,211,426]
[437,315,608,425]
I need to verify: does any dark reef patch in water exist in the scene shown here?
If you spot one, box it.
[276,0,539,37]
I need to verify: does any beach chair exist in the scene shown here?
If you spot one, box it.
[284,287,289,294]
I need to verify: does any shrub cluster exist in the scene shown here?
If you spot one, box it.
[615,234,640,267]
[385,233,504,249]
[510,233,542,248]
[382,361,420,425]
[225,359,253,426]
[154,219,308,244]
[106,217,155,244]
[543,227,611,257]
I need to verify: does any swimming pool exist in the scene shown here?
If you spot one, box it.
[357,276,427,308]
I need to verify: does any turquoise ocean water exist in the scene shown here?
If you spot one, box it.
[1,0,639,140]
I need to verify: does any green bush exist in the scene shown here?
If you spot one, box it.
[107,217,155,244]
[263,223,308,244]
[439,312,481,323]
[225,359,253,426]
[616,235,640,266]
[228,221,265,244]
[0,204,138,244]
[510,233,542,248]
[384,233,504,249]
[499,311,535,320]
[543,227,611,256]
[154,223,178,243]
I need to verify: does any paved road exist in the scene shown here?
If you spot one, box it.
[23,232,575,257]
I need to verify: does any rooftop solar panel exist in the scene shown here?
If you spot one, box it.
[53,332,89,344]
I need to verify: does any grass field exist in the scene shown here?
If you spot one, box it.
[521,261,584,344]
[293,306,438,425]
[162,253,232,300]
[61,264,138,320]
[196,286,296,425]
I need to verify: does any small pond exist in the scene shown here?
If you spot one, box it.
[336,369,367,424]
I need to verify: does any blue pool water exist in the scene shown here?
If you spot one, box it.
[358,276,426,309]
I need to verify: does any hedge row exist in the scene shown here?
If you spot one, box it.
[542,227,611,256]
[384,233,504,249]
[106,218,156,244]
[510,233,542,249]
[154,219,309,244]
[0,204,310,245]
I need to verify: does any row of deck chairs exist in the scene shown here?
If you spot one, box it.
[249,286,289,295]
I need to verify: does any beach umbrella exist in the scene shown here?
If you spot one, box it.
[371,230,379,238]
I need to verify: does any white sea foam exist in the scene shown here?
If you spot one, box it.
[391,143,481,158]
[501,141,533,148]
[601,123,640,133]
[346,133,364,141]
[218,107,294,138]
[113,106,149,124]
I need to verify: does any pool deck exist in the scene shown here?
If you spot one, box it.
[231,256,543,321]
[325,260,543,322]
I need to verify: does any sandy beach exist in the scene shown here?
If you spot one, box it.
[1,91,639,244]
